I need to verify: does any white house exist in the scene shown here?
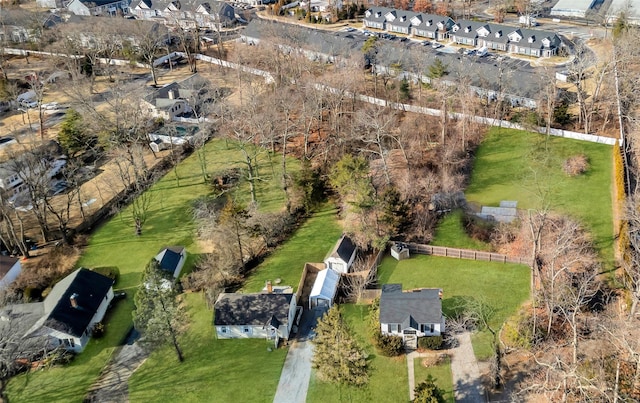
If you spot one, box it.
[0,256,22,289]
[17,268,115,352]
[66,0,131,16]
[324,234,357,274]
[214,292,297,346]
[308,267,340,309]
[379,284,445,349]
[154,246,187,279]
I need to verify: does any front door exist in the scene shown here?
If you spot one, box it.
[404,330,417,349]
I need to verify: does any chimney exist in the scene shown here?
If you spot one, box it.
[266,280,273,293]
[70,293,79,308]
[168,89,175,100]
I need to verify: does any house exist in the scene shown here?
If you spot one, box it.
[363,7,387,30]
[66,0,131,15]
[324,235,357,274]
[379,284,444,349]
[214,292,297,346]
[308,267,340,309]
[141,80,195,121]
[363,7,454,39]
[154,246,187,279]
[0,256,22,289]
[132,0,237,29]
[411,13,454,40]
[7,268,115,352]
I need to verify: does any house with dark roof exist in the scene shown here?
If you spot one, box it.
[132,0,236,29]
[154,246,187,279]
[141,74,205,121]
[0,255,21,289]
[13,268,115,352]
[324,235,357,274]
[379,283,444,348]
[410,13,454,40]
[214,292,297,345]
[363,7,387,30]
[66,0,131,16]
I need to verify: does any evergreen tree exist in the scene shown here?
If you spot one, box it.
[312,306,369,387]
[58,109,97,158]
[133,259,185,362]
[414,375,446,403]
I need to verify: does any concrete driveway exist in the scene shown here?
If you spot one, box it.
[273,307,325,403]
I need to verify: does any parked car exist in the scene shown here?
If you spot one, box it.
[421,40,430,46]
[19,100,38,109]
[431,42,443,49]
[463,49,476,56]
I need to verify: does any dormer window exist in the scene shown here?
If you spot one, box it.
[452,25,459,32]
[437,22,444,29]
[495,31,501,38]
[365,10,371,17]
[542,38,551,46]
[528,36,535,43]
[426,20,432,26]
[375,11,381,18]
[464,26,471,33]
[400,16,406,22]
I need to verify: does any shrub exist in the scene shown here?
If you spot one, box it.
[373,332,405,356]
[563,154,589,176]
[92,266,120,283]
[92,322,106,339]
[418,335,443,350]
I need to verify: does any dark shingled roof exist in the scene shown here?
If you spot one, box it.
[44,269,113,337]
[327,235,356,263]
[214,293,293,326]
[156,246,185,274]
[379,284,442,327]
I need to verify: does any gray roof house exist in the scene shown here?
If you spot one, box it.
[450,19,487,46]
[363,7,454,40]
[363,7,387,30]
[132,0,236,29]
[66,0,131,16]
[385,9,413,35]
[214,292,297,346]
[141,75,203,121]
[324,234,357,274]
[410,13,455,40]
[379,284,444,348]
[5,268,115,352]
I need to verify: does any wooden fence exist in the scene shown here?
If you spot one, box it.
[407,243,532,266]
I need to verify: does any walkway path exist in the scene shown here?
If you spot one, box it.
[85,343,149,403]
[407,332,484,402]
[273,308,324,403]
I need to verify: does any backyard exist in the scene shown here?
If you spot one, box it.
[6,138,298,402]
[377,254,530,359]
[431,210,492,251]
[465,127,614,267]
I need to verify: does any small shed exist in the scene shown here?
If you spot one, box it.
[391,242,410,261]
[309,268,340,309]
[154,246,187,279]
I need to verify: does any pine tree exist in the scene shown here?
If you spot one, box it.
[133,260,185,362]
[312,306,369,386]
[414,375,446,403]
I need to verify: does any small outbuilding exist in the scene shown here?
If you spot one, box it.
[154,246,187,279]
[308,268,340,309]
[324,235,357,274]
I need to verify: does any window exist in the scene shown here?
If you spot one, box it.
[396,324,401,333]
[243,326,251,334]
[220,326,227,333]
[70,339,75,347]
[430,324,435,333]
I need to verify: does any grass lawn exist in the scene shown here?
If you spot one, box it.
[377,254,530,359]
[431,210,492,251]
[6,139,297,403]
[242,204,342,293]
[128,293,287,402]
[465,127,614,267]
[413,357,454,403]
[307,304,409,403]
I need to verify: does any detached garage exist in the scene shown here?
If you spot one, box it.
[309,268,340,309]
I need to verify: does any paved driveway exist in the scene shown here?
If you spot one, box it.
[451,332,485,403]
[273,308,324,403]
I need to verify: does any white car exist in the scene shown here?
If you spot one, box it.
[431,42,443,49]
[20,100,38,109]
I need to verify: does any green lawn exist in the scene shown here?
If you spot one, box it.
[128,293,288,402]
[242,204,342,293]
[377,254,530,359]
[431,210,492,251]
[7,139,296,402]
[413,357,454,403]
[465,128,614,267]
[307,304,409,403]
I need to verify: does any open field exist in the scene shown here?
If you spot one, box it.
[306,304,409,402]
[465,127,614,267]
[6,138,295,402]
[377,254,530,359]
[413,357,455,403]
[128,293,288,402]
[242,204,341,293]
